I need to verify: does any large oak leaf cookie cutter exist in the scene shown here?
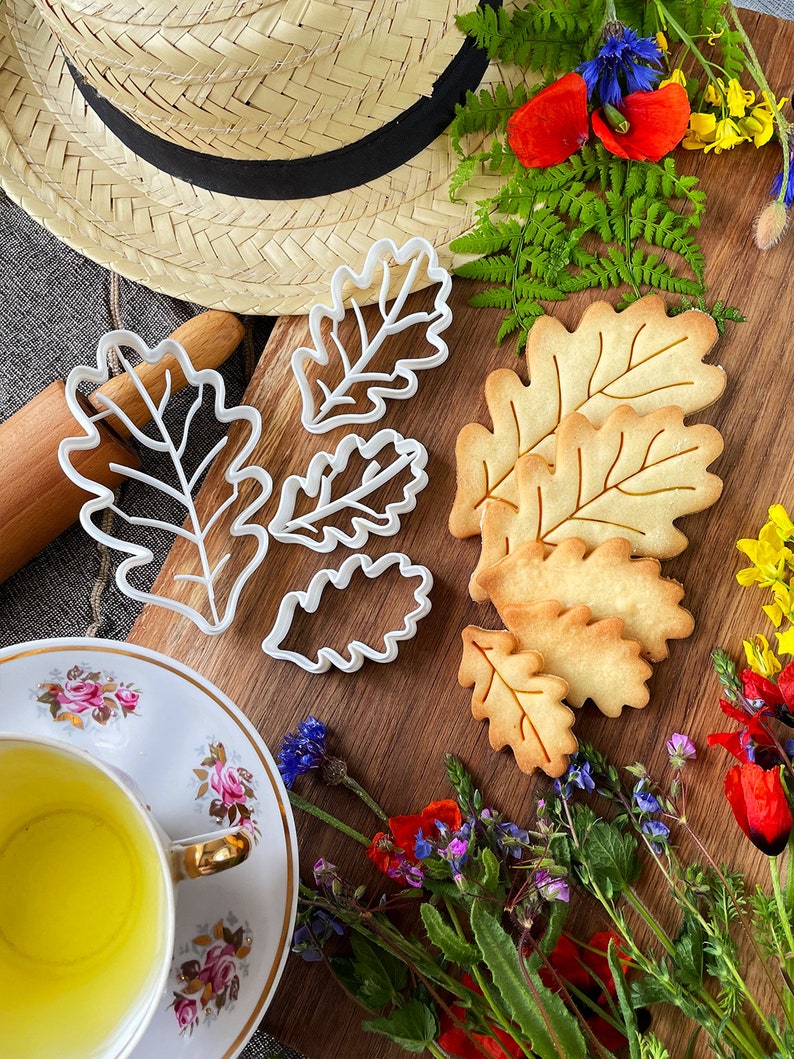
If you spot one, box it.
[58,329,272,635]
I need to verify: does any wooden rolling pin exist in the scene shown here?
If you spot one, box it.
[0,310,245,583]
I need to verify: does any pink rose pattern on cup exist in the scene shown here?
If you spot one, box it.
[169,918,252,1033]
[36,664,141,728]
[194,741,260,842]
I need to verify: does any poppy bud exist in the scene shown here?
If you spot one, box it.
[602,102,630,134]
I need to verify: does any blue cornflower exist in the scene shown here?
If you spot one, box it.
[292,910,344,961]
[579,25,663,107]
[771,152,794,208]
[277,716,329,788]
[633,782,661,814]
[642,818,671,854]
[554,754,596,798]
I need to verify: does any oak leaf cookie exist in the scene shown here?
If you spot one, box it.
[499,601,652,717]
[458,626,575,777]
[449,295,725,539]
[471,404,723,593]
[475,536,694,661]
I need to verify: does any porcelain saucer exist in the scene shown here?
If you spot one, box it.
[0,637,298,1058]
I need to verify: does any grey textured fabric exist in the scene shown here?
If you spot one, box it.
[0,193,305,1059]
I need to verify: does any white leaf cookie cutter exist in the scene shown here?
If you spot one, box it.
[58,330,272,635]
[261,552,433,673]
[268,429,428,553]
[291,236,453,433]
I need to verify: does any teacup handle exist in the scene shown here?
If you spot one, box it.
[170,828,252,881]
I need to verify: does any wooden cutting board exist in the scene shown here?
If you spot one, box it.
[129,12,794,1057]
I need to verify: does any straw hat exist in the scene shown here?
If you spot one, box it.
[0,0,518,315]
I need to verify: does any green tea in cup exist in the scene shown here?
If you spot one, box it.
[0,738,171,1057]
[0,734,251,1057]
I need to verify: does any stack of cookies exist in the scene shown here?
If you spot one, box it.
[451,295,726,777]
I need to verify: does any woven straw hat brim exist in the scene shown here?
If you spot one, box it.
[0,0,516,315]
[38,0,464,159]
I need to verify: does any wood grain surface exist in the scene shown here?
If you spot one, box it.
[129,12,794,1057]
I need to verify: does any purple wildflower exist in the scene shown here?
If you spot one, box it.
[386,854,424,888]
[554,754,596,798]
[666,733,697,769]
[579,25,663,106]
[642,818,671,854]
[292,910,344,961]
[633,782,661,814]
[535,869,570,903]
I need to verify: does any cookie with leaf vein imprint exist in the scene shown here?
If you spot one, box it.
[474,536,694,661]
[458,626,575,777]
[471,404,724,595]
[449,295,725,539]
[498,601,652,718]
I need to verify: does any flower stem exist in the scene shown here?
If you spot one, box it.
[342,776,389,821]
[288,790,371,846]
[725,1,791,205]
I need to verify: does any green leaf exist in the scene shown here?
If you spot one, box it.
[469,901,587,1059]
[479,847,502,894]
[578,819,640,898]
[420,903,480,966]
[362,998,438,1052]
[343,933,408,1009]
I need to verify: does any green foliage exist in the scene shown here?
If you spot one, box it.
[449,134,710,353]
[455,0,601,73]
[362,997,438,1052]
[331,932,409,1010]
[470,900,589,1059]
[420,902,480,966]
[447,0,768,351]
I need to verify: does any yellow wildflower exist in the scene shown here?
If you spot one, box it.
[740,93,790,147]
[703,117,750,152]
[659,68,686,89]
[776,626,794,656]
[736,520,793,588]
[743,633,782,677]
[655,31,668,53]
[704,81,723,107]
[770,503,794,540]
[707,26,724,45]
[725,79,755,117]
[682,111,717,151]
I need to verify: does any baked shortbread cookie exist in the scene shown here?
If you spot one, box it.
[500,601,652,717]
[475,536,693,661]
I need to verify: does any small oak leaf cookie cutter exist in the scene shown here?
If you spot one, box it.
[268,429,428,552]
[291,236,453,433]
[261,552,433,673]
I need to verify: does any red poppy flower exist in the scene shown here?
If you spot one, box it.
[776,662,794,707]
[725,761,792,856]
[741,668,786,708]
[707,690,782,766]
[507,72,589,168]
[538,931,628,1051]
[366,799,463,874]
[591,82,690,161]
[437,973,522,1059]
